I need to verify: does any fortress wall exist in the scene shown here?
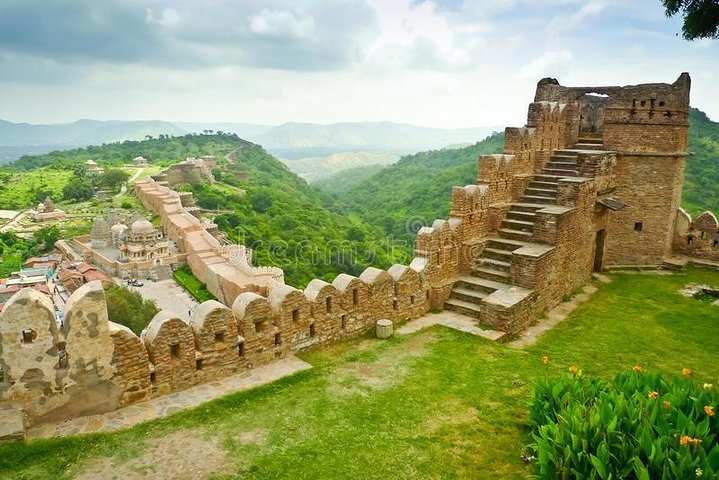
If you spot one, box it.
[1,259,431,428]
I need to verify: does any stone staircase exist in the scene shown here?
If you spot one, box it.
[444,134,603,321]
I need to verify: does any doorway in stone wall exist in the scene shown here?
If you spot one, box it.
[579,93,609,134]
[594,228,606,272]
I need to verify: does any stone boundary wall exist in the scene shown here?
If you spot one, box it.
[673,208,719,262]
[1,254,431,427]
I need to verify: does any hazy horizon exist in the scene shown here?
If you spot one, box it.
[0,0,717,129]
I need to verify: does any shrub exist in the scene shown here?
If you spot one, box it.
[529,367,719,479]
[173,265,216,303]
[105,285,159,335]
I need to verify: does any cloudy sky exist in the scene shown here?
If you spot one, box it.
[0,0,716,128]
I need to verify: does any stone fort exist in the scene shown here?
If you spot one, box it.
[2,73,718,440]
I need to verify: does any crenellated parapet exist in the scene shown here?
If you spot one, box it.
[673,209,719,262]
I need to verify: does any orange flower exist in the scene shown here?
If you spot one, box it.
[663,400,672,410]
[541,356,549,365]
[680,436,702,446]
[633,365,642,373]
[569,365,579,376]
[648,390,658,400]
[682,368,692,377]
[704,405,715,417]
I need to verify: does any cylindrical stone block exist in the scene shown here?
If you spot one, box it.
[376,319,393,339]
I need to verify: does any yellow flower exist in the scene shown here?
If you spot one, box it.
[569,365,579,376]
[648,390,658,400]
[541,356,549,365]
[682,368,692,377]
[633,364,642,373]
[692,438,702,446]
[703,383,713,390]
[704,405,715,417]
[663,400,672,410]
[696,467,703,477]
[680,435,692,445]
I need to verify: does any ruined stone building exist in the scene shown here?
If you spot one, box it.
[2,73,718,441]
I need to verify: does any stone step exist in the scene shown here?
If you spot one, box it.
[502,218,534,233]
[482,247,513,261]
[521,194,557,204]
[525,187,557,198]
[444,298,482,319]
[506,210,537,222]
[577,136,603,144]
[486,236,534,253]
[574,143,604,150]
[550,154,579,161]
[471,265,511,283]
[528,181,558,191]
[533,174,562,183]
[499,227,534,242]
[542,168,578,177]
[477,257,511,272]
[457,275,510,294]
[450,287,489,303]
[509,202,547,213]
[546,161,577,169]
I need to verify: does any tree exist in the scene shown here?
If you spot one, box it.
[101,169,130,191]
[662,0,719,40]
[63,177,94,201]
[105,285,159,335]
[33,225,61,251]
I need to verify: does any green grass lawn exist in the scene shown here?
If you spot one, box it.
[1,268,718,479]
[173,265,217,302]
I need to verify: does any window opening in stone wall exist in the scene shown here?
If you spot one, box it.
[196,359,203,370]
[238,341,245,357]
[410,295,415,305]
[292,308,300,322]
[255,320,264,333]
[659,101,665,107]
[170,343,180,358]
[0,366,4,383]
[21,329,37,344]
[150,371,156,383]
[426,290,430,300]
[215,332,225,343]
[393,300,398,311]
[701,231,707,240]
[341,315,347,329]
[58,342,68,369]
[352,288,358,306]
[274,333,282,346]
[325,297,332,313]
[634,222,643,232]
[309,323,316,337]
[640,100,646,107]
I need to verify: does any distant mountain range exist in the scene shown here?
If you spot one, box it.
[248,121,499,159]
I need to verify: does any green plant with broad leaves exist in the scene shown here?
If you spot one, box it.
[529,367,719,479]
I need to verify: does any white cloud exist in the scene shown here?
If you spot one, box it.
[519,49,573,79]
[249,9,316,40]
[546,1,606,36]
[145,8,181,28]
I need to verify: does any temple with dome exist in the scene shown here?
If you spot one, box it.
[58,212,186,280]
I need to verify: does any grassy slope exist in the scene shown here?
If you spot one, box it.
[2,267,718,479]
[684,107,719,215]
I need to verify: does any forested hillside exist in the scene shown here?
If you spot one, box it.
[182,144,405,287]
[684,108,719,215]
[337,133,505,247]
[312,164,387,194]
